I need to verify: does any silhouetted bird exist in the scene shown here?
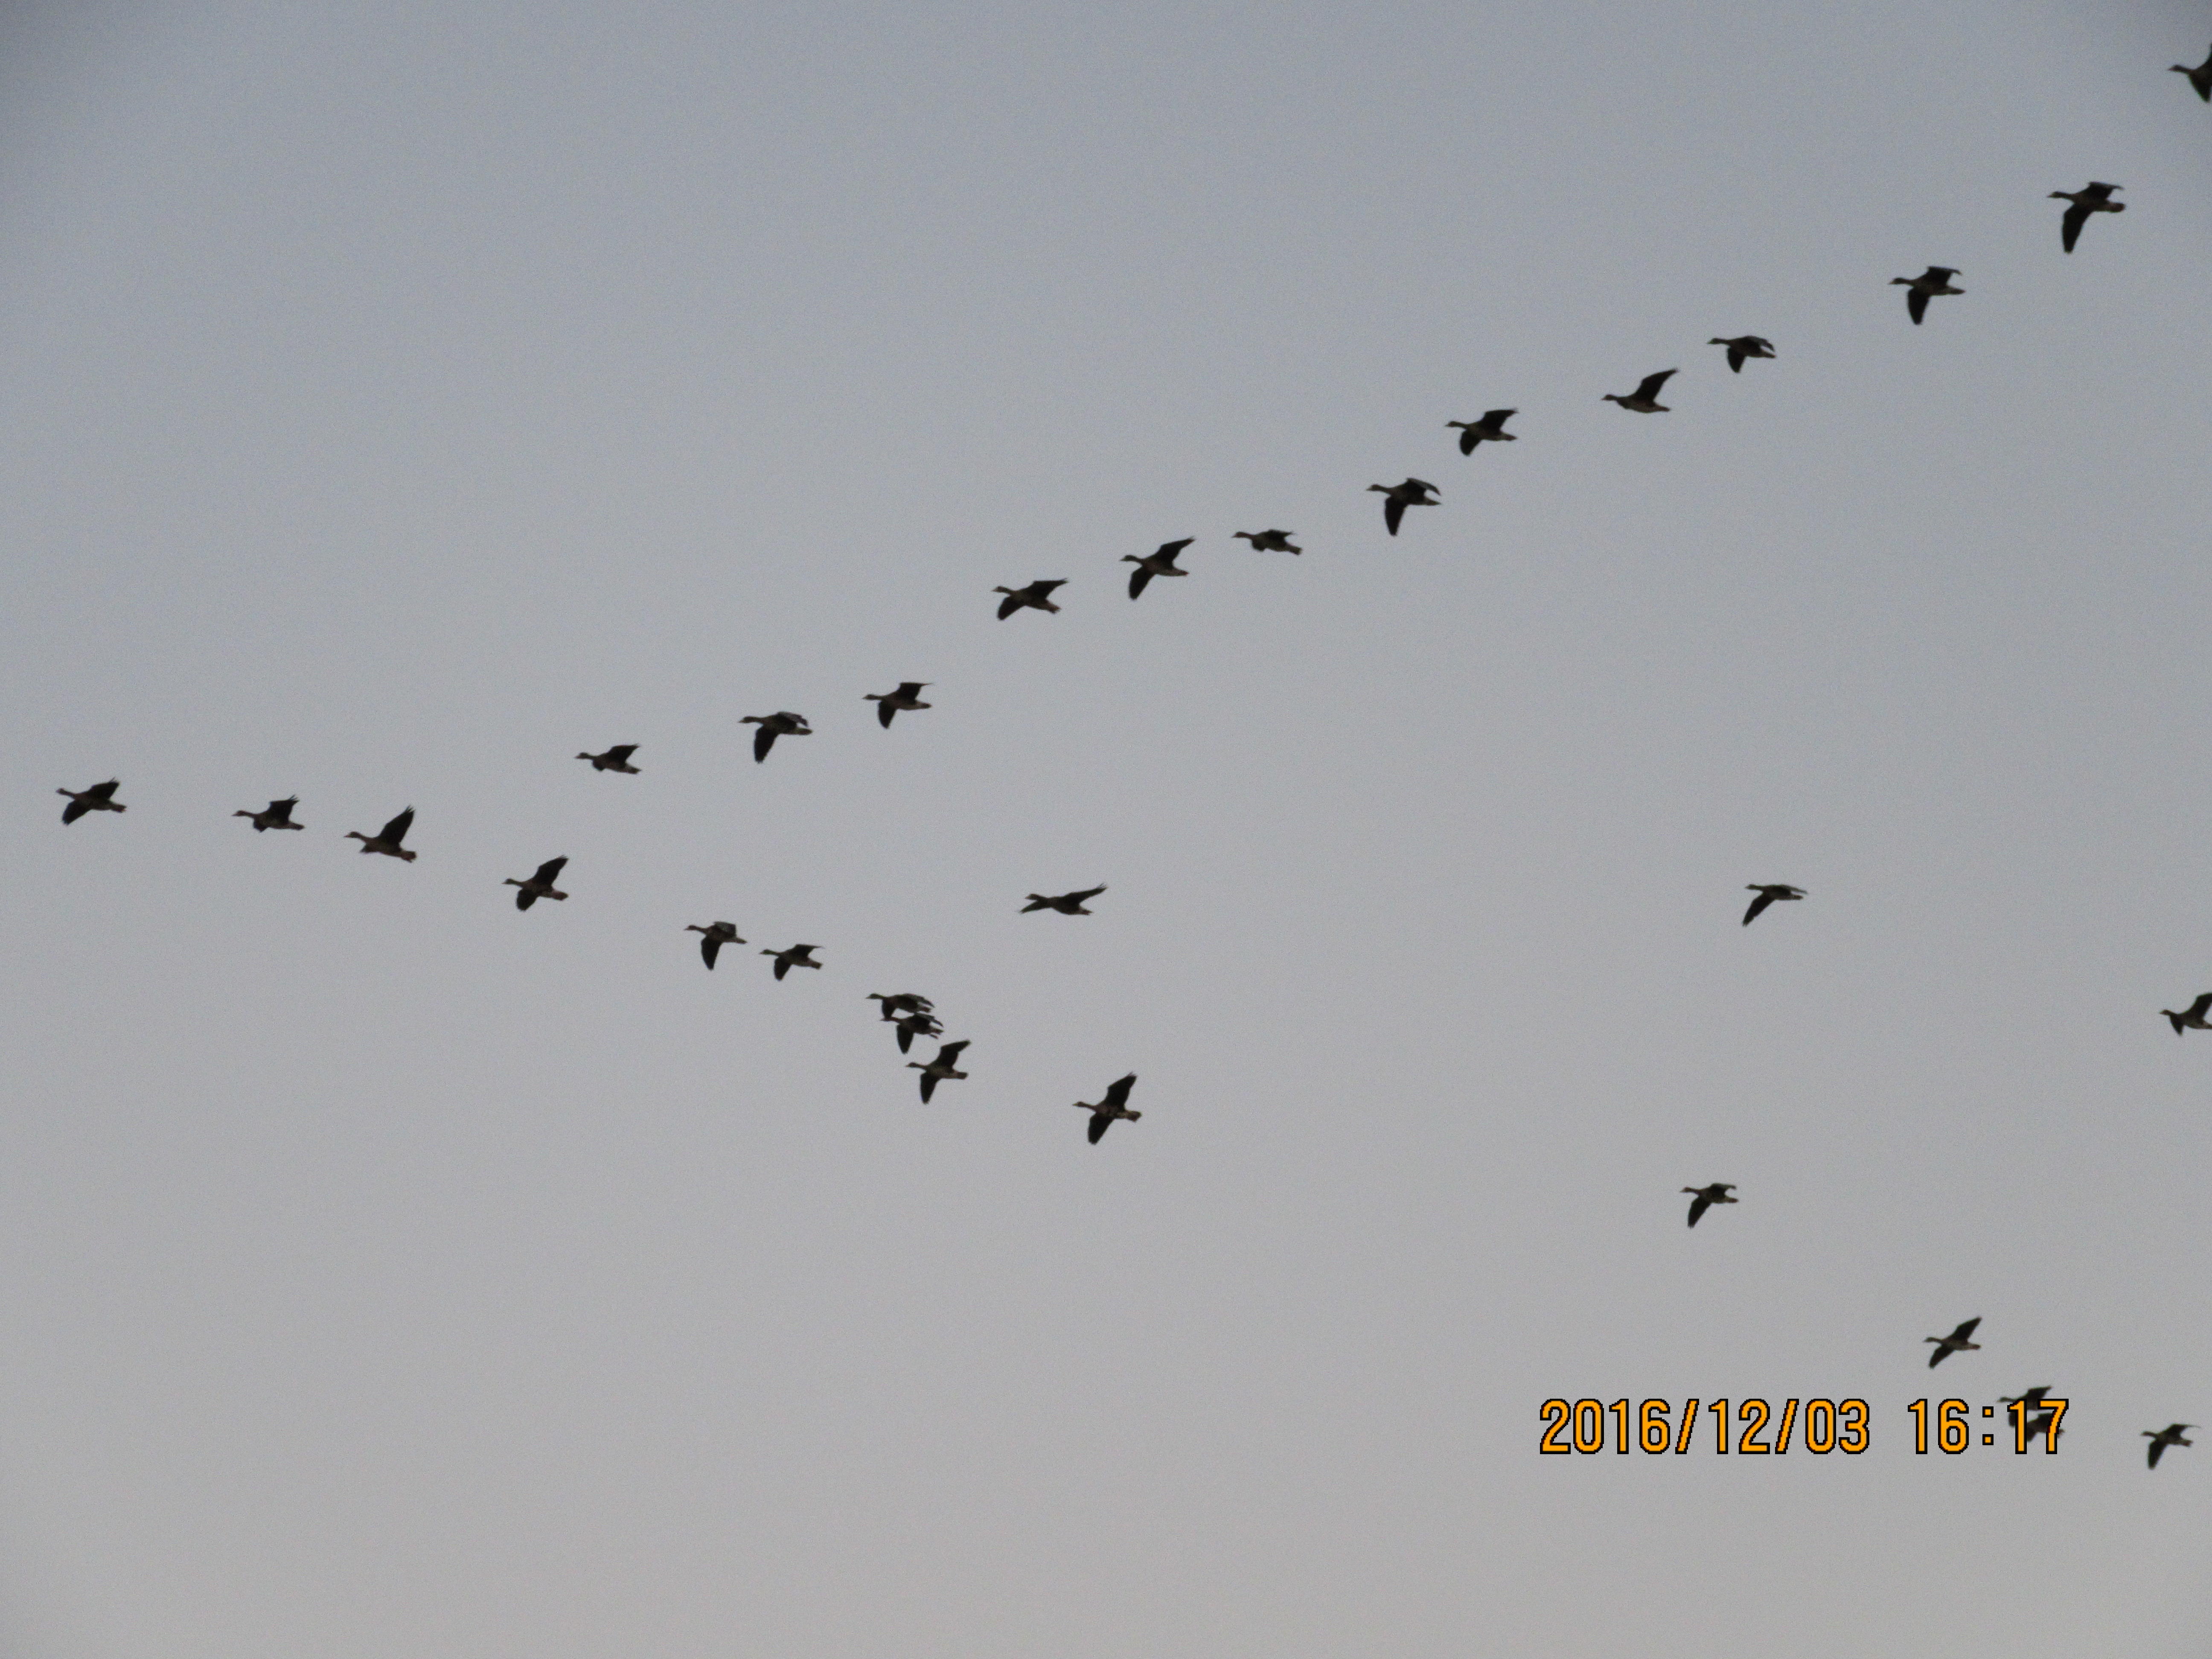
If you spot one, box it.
[1602,370,1676,412]
[994,580,1067,619]
[868,992,935,1019]
[1708,335,1776,373]
[1124,539,1193,600]
[1446,409,1517,453]
[1232,529,1302,554]
[1743,884,1806,926]
[865,683,932,727]
[763,943,822,981]
[505,856,569,911]
[2144,1423,2194,1469]
[2050,182,2124,253]
[893,1011,943,1054]
[1926,1317,1982,1368]
[1024,885,1106,915]
[741,710,811,763]
[2173,45,2212,101]
[345,807,417,862]
[2161,992,2212,1035]
[909,1039,970,1102]
[686,920,744,969]
[1682,1182,1737,1227]
[1892,266,1963,325]
[578,745,640,773]
[57,780,125,824]
[1077,1072,1141,1143]
[1367,477,1440,536]
[235,797,303,832]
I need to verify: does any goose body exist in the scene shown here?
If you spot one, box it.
[1708,335,1776,373]
[577,745,640,773]
[1602,370,1676,412]
[1367,477,1441,537]
[235,796,303,831]
[1892,266,1963,324]
[994,579,1067,619]
[868,992,935,1019]
[505,856,570,910]
[2144,1423,2195,1468]
[1682,1182,1737,1228]
[1925,1317,1982,1368]
[741,710,812,763]
[1446,409,1518,453]
[908,1038,971,1102]
[865,682,932,727]
[893,1010,943,1053]
[1743,884,1806,926]
[686,920,745,969]
[58,780,126,824]
[1123,538,1193,600]
[2161,992,2212,1035]
[1077,1072,1141,1144]
[345,807,417,861]
[764,943,823,980]
[2050,182,2124,253]
[1232,529,1301,554]
[2174,46,2212,102]
[1023,885,1106,915]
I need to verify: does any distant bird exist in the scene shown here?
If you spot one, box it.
[1708,335,1776,373]
[741,710,812,763]
[2144,1423,2195,1469]
[1892,266,1963,325]
[763,943,822,981]
[2050,182,2124,253]
[1077,1072,1142,1144]
[865,683,932,728]
[345,807,417,862]
[1602,370,1676,412]
[2000,1386,2054,1411]
[577,745,640,773]
[2173,45,2212,101]
[908,1038,971,1102]
[234,796,303,832]
[2023,1409,2063,1449]
[892,1010,943,1054]
[57,780,125,824]
[994,579,1067,619]
[868,992,935,1019]
[1742,884,1807,926]
[2160,992,2212,1035]
[1445,409,1518,453]
[686,920,745,969]
[1682,1183,1737,1227]
[1925,1317,1982,1368]
[1367,477,1441,536]
[1123,539,1193,600]
[1232,529,1302,554]
[504,856,569,911]
[1023,885,1106,915]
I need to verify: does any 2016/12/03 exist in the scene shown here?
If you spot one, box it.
[1538,1398,2069,1455]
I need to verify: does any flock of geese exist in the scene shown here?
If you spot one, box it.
[48,47,2212,1470]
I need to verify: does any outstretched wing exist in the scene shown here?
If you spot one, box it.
[1482,410,1514,427]
[606,745,637,764]
[1070,885,1106,904]
[2188,992,2212,1021]
[1928,1344,1950,1368]
[1104,1073,1137,1110]
[1636,370,1676,400]
[753,726,776,763]
[878,699,896,728]
[701,936,722,969]
[87,780,120,801]
[1743,890,1775,926]
[516,888,537,911]
[997,591,1021,620]
[1952,1317,1981,1342]
[533,857,568,884]
[1383,495,1405,537]
[1458,426,1478,455]
[1726,344,1746,373]
[1907,286,1929,325]
[937,1040,970,1066]
[773,954,791,980]
[381,808,415,845]
[1129,566,1153,600]
[2061,202,2087,253]
[920,1072,939,1103]
[2149,1439,2166,1468]
[1088,1112,1111,1144]
[1688,1195,1711,1228]
[1157,539,1193,560]
[61,797,87,824]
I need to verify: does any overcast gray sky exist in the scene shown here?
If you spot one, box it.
[4,2,2212,1656]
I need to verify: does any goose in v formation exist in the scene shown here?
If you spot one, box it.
[58,780,125,824]
[1682,1183,1737,1227]
[577,745,640,773]
[1024,885,1106,915]
[236,797,303,831]
[865,683,931,727]
[1708,335,1776,373]
[742,711,812,763]
[1077,1072,1141,1143]
[1232,529,1301,554]
[2174,45,2212,101]
[893,1010,943,1053]
[2161,992,2212,1034]
[909,1038,971,1102]
[1124,539,1193,600]
[1602,370,1676,412]
[995,579,1066,619]
[345,807,417,862]
[1367,477,1440,536]
[1892,266,1963,324]
[1446,409,1517,453]
[1743,884,1806,925]
[505,856,569,911]
[1926,1317,1982,1368]
[686,920,744,969]
[2144,1423,2194,1469]
[868,991,934,1019]
[2050,182,2124,253]
[764,943,823,980]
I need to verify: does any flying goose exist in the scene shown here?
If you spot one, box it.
[1367,477,1441,536]
[1743,884,1806,926]
[2000,1386,2054,1410]
[1602,370,1676,412]
[1708,335,1776,373]
[2144,1423,2195,1469]
[868,992,935,1019]
[504,856,569,911]
[1682,1182,1737,1227]
[1023,885,1106,915]
[2174,45,2212,101]
[1892,266,1963,325]
[1232,529,1302,554]
[763,943,823,980]
[345,807,417,862]
[1123,538,1193,600]
[865,683,932,727]
[1925,1317,1982,1368]
[893,1010,944,1054]
[2050,182,2124,253]
[908,1038,971,1102]
[685,920,745,969]
[994,579,1067,619]
[57,780,125,824]
[1077,1072,1141,1143]
[235,797,303,831]
[577,745,640,773]
[741,710,812,763]
[2023,1409,2063,1449]
[1445,409,1518,453]
[2161,992,2212,1035]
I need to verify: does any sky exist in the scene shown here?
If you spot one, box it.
[3,2,2211,1656]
